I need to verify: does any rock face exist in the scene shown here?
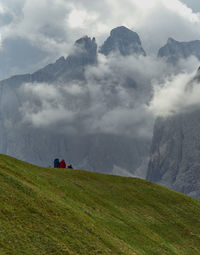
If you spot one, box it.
[73,36,97,65]
[147,70,200,199]
[0,27,150,178]
[100,26,146,56]
[158,38,200,63]
[147,112,200,199]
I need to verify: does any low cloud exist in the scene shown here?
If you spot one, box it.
[20,83,77,128]
[19,54,155,137]
[149,66,200,117]
[19,52,200,138]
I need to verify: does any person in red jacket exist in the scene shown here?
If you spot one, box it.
[59,159,66,168]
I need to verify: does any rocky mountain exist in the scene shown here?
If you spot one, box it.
[0,36,98,85]
[30,36,98,82]
[147,70,200,199]
[100,26,146,56]
[0,26,150,177]
[158,37,200,63]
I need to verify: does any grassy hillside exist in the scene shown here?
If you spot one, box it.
[0,155,200,255]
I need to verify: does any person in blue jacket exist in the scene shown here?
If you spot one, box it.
[54,158,59,168]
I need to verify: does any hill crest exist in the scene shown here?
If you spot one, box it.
[0,154,200,254]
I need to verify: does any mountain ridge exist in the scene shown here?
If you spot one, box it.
[0,26,145,85]
[158,37,200,63]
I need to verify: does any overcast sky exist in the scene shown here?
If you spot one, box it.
[181,0,200,12]
[0,0,200,80]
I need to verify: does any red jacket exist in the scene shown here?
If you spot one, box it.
[59,160,66,168]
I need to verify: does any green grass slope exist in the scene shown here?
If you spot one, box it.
[0,155,200,255]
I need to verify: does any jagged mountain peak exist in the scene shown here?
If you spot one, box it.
[110,26,138,38]
[158,38,200,63]
[55,56,65,64]
[29,36,98,83]
[75,36,97,53]
[99,26,146,56]
[167,37,177,44]
[66,35,97,68]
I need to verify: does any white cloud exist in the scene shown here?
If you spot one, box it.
[1,0,200,57]
[18,42,200,137]
[18,52,197,137]
[68,8,98,29]
[149,67,200,117]
[1,0,200,127]
[20,82,76,127]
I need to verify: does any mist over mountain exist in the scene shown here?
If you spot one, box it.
[1,0,200,81]
[0,23,200,197]
[147,67,200,199]
[30,36,98,83]
[0,27,153,177]
[147,38,200,199]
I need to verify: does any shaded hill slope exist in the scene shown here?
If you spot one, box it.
[0,154,200,255]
